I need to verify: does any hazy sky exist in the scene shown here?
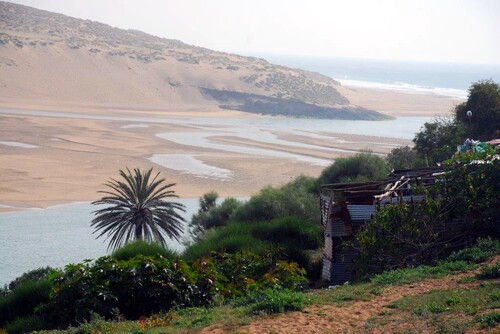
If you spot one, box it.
[7,0,500,64]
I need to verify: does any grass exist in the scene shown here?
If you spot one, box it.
[0,279,51,326]
[233,289,308,315]
[111,240,178,261]
[370,260,475,286]
[24,239,500,334]
[309,283,373,306]
[378,282,500,333]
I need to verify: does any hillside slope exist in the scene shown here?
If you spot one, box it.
[0,1,386,119]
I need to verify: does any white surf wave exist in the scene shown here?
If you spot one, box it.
[337,79,467,99]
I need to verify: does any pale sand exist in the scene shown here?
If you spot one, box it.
[337,84,462,117]
[0,86,459,211]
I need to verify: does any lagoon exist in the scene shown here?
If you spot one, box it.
[0,199,202,285]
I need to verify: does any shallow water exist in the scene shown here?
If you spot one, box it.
[149,154,233,179]
[0,199,203,285]
[0,141,38,148]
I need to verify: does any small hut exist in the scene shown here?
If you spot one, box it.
[320,167,443,284]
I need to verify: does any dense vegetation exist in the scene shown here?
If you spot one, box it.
[0,80,498,333]
[396,79,500,167]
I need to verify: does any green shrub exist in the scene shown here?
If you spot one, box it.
[447,238,500,264]
[476,312,500,328]
[234,289,307,315]
[316,152,389,188]
[196,251,308,297]
[42,251,306,326]
[111,240,178,261]
[4,315,48,334]
[43,256,215,325]
[183,223,268,261]
[476,263,500,279]
[231,175,319,224]
[183,216,322,279]
[190,197,242,236]
[0,279,52,326]
[7,266,55,291]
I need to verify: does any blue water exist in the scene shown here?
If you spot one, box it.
[252,54,500,99]
[0,199,201,285]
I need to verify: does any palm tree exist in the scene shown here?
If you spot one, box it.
[91,168,185,251]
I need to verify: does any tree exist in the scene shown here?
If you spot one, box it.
[315,152,389,188]
[199,191,218,213]
[455,79,500,140]
[386,145,423,170]
[91,168,185,251]
[412,117,466,166]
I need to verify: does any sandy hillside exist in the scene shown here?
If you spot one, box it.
[0,1,393,120]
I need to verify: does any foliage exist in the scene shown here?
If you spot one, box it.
[439,152,500,236]
[7,266,55,292]
[476,262,500,280]
[111,240,178,261]
[411,80,500,166]
[387,284,500,331]
[43,256,215,326]
[446,237,500,263]
[232,175,319,224]
[189,197,242,238]
[455,79,500,141]
[40,249,306,327]
[367,238,499,286]
[352,150,499,277]
[194,251,307,298]
[370,261,473,286]
[386,145,423,170]
[183,216,322,279]
[91,168,185,251]
[0,279,52,326]
[476,312,500,329]
[412,117,467,166]
[354,196,450,275]
[4,315,48,334]
[316,152,389,188]
[198,191,218,213]
[233,289,308,315]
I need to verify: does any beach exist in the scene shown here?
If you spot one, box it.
[0,85,458,211]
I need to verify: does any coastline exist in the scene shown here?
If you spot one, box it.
[0,86,458,212]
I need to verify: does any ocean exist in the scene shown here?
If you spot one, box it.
[252,54,500,99]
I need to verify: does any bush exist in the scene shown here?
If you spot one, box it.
[183,216,322,279]
[234,289,307,315]
[315,152,389,188]
[352,151,499,278]
[386,146,424,169]
[43,256,215,325]
[232,175,319,224]
[476,312,500,329]
[7,266,55,291]
[447,238,500,264]
[476,263,500,280]
[0,279,52,326]
[111,240,178,261]
[190,197,242,237]
[42,251,307,326]
[197,251,307,297]
[4,315,48,334]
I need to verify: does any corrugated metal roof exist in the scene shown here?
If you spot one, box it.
[347,204,376,221]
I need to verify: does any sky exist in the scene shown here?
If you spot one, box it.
[7,0,500,64]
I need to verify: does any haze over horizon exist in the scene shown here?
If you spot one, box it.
[5,0,500,65]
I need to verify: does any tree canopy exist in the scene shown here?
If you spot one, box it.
[91,168,185,251]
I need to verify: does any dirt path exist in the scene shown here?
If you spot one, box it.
[201,257,499,334]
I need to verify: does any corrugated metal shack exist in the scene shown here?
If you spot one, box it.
[320,167,443,284]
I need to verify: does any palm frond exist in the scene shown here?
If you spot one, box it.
[91,168,186,251]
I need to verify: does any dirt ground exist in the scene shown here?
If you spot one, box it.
[201,256,500,334]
